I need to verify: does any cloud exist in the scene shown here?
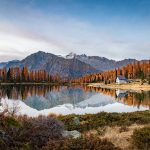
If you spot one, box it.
[0,0,149,61]
[0,22,66,48]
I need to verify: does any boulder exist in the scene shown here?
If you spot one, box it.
[62,130,81,139]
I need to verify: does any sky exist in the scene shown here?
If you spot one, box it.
[0,0,150,61]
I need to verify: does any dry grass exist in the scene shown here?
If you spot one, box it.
[88,82,150,91]
[85,124,148,150]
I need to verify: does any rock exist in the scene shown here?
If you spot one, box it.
[62,130,81,139]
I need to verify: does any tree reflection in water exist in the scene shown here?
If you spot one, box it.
[0,85,149,110]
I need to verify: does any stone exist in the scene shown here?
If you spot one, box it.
[62,130,81,139]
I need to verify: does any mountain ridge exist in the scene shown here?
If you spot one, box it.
[0,51,145,78]
[0,51,99,78]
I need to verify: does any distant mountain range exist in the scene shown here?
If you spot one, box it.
[0,51,97,78]
[64,52,138,71]
[0,51,141,78]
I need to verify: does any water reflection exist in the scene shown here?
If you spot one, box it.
[85,87,150,109]
[0,85,149,116]
[116,90,128,98]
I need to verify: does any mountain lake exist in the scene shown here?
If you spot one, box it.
[0,85,149,117]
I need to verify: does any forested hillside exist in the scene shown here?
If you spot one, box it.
[72,60,150,84]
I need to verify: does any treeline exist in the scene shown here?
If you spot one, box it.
[0,66,62,83]
[0,60,149,83]
[72,60,150,84]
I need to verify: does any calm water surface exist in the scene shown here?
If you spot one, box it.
[0,85,149,116]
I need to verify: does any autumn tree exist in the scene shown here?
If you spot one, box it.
[22,66,29,82]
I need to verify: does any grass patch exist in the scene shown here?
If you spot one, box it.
[42,136,121,150]
[58,111,150,132]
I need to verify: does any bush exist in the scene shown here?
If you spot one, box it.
[0,139,7,150]
[42,136,121,150]
[0,130,20,149]
[1,116,64,149]
[15,116,64,148]
[4,116,20,127]
[0,116,20,129]
[132,126,150,150]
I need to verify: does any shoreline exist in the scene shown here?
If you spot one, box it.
[88,82,150,91]
[0,82,71,86]
[1,82,150,91]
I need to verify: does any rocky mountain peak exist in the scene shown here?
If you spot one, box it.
[66,52,77,59]
[0,50,141,78]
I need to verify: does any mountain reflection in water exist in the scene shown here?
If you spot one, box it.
[0,85,149,116]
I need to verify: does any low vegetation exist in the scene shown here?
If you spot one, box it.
[42,136,120,150]
[132,126,150,150]
[58,111,150,132]
[0,111,149,149]
[0,116,64,149]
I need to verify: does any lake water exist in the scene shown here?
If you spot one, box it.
[0,85,149,117]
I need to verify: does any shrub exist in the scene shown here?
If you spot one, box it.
[132,126,150,150]
[42,136,121,150]
[0,130,20,149]
[0,116,20,133]
[0,139,8,150]
[4,116,20,127]
[15,116,64,148]
[1,116,64,149]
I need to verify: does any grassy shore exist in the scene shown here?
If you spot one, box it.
[88,82,150,91]
[58,110,150,149]
[58,111,150,132]
[1,111,149,149]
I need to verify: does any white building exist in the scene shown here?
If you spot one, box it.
[116,89,128,98]
[116,76,128,84]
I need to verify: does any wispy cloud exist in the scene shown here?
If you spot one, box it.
[0,0,149,61]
